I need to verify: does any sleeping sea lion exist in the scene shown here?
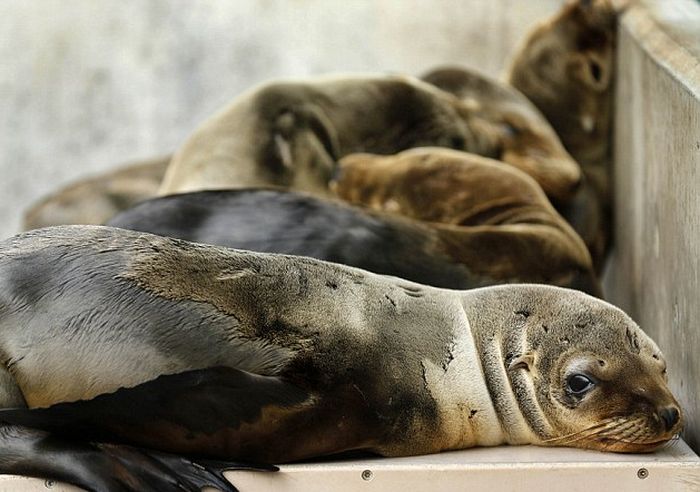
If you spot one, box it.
[22,155,170,230]
[421,66,579,204]
[506,0,618,270]
[158,74,582,202]
[0,226,681,491]
[330,147,598,293]
[107,185,601,295]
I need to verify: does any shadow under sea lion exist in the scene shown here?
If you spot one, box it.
[0,225,681,491]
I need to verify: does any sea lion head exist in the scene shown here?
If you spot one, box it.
[423,66,583,204]
[504,287,682,452]
[507,0,617,165]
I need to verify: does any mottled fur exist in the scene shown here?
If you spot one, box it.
[0,226,681,489]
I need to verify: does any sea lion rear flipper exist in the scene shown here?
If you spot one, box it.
[0,424,263,491]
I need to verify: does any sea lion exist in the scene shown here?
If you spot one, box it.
[421,66,579,204]
[107,186,601,295]
[158,74,582,203]
[0,226,681,491]
[330,147,597,292]
[506,0,617,270]
[22,155,170,230]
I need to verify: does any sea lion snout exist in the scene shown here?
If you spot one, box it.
[659,405,681,433]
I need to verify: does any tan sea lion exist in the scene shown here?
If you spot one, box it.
[0,226,681,491]
[421,66,579,205]
[158,74,582,203]
[331,147,597,292]
[506,0,618,270]
[22,155,170,230]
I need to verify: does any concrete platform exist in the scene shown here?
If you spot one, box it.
[2,441,699,491]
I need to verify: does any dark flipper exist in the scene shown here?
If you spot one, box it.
[0,366,309,446]
[0,367,308,491]
[0,424,273,492]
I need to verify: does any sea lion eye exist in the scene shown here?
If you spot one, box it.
[566,374,595,395]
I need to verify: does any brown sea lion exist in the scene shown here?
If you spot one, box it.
[22,155,170,230]
[0,226,681,491]
[332,147,597,291]
[158,74,582,203]
[506,0,618,270]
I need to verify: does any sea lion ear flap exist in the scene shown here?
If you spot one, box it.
[508,353,536,372]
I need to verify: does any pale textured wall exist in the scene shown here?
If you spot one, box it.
[0,0,561,239]
[605,0,700,451]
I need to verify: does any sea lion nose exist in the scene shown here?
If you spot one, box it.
[659,406,680,432]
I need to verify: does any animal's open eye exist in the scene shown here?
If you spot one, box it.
[566,374,595,395]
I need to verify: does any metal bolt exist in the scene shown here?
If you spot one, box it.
[637,468,649,479]
[44,480,55,488]
[361,469,373,481]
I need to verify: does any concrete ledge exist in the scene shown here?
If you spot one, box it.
[2,442,700,491]
[605,0,700,452]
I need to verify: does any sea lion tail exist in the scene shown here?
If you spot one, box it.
[0,422,275,492]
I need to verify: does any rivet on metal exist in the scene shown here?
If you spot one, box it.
[637,468,649,479]
[361,469,374,481]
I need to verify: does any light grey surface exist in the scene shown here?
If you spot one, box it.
[0,0,561,239]
[2,440,699,491]
[605,0,700,452]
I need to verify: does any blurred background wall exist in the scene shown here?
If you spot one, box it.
[0,0,562,239]
[606,0,700,451]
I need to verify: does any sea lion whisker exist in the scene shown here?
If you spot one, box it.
[542,419,618,444]
[596,418,642,439]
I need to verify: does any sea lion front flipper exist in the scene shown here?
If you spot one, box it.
[0,366,307,490]
[0,424,262,492]
[0,366,310,445]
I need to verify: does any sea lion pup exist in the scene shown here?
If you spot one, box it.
[506,0,617,270]
[421,66,580,205]
[107,188,601,295]
[158,74,582,202]
[0,226,682,491]
[22,155,170,230]
[331,148,598,294]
